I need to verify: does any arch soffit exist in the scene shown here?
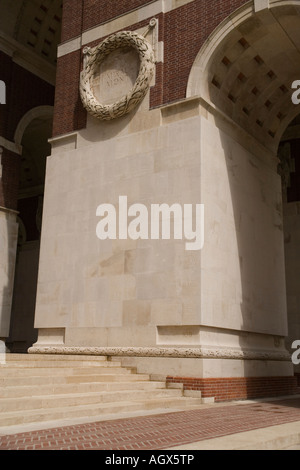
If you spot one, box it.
[187,0,300,151]
[187,1,254,99]
[14,105,53,147]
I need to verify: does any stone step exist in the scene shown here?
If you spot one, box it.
[0,354,213,428]
[4,354,108,362]
[0,396,204,427]
[0,380,167,398]
[0,388,184,412]
[0,373,152,387]
[0,365,134,377]
[2,360,123,368]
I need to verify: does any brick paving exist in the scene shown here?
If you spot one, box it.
[0,398,300,450]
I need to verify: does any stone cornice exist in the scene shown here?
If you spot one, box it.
[0,206,19,216]
[57,0,192,59]
[0,137,22,155]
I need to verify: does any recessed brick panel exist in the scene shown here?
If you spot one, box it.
[52,50,87,137]
[82,0,154,32]
[61,0,84,43]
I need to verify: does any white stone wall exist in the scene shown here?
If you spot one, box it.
[32,96,293,377]
[200,112,288,336]
[35,99,202,347]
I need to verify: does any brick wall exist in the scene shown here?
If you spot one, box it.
[60,0,154,43]
[82,0,153,32]
[162,0,247,103]
[61,0,84,43]
[52,50,87,137]
[53,0,248,136]
[166,376,300,402]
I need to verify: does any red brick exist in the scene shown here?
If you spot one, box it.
[53,0,249,137]
[166,375,299,402]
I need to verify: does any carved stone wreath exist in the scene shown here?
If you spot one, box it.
[80,31,155,121]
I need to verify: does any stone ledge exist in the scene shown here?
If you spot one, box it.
[28,345,291,361]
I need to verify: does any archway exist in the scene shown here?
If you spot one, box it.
[7,107,53,352]
[187,1,300,152]
[186,0,300,378]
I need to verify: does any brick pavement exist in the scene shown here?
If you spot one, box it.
[0,397,300,450]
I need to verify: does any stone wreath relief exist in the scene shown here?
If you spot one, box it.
[79,29,155,120]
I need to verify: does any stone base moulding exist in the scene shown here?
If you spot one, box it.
[26,346,298,401]
[27,345,291,362]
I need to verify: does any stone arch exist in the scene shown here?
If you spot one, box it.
[8,105,54,352]
[187,0,300,153]
[14,105,53,147]
[184,0,300,379]
[14,105,53,195]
